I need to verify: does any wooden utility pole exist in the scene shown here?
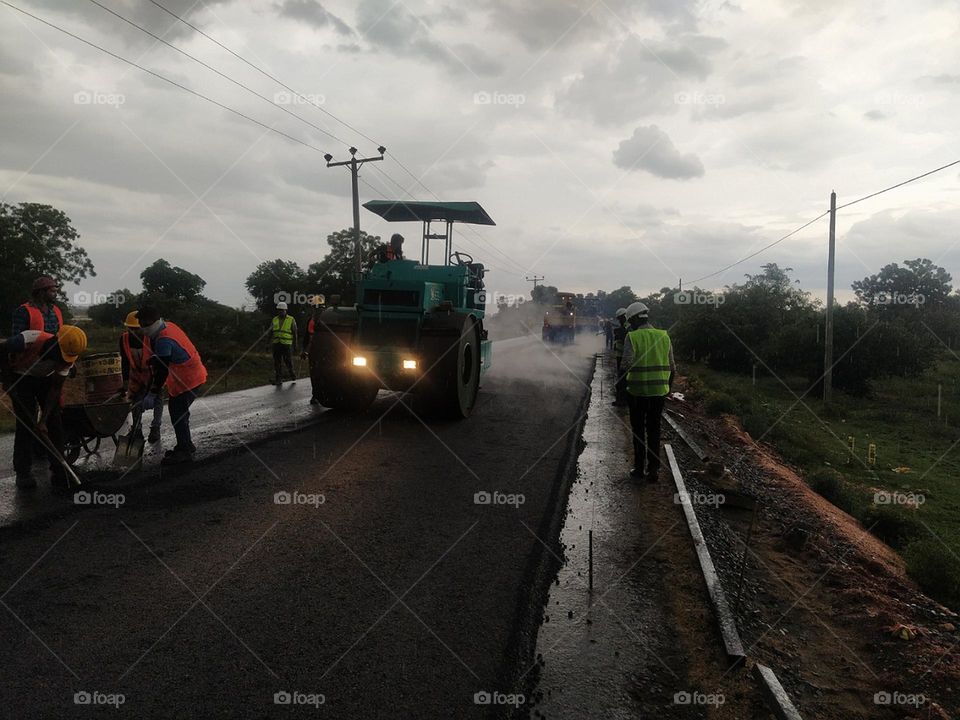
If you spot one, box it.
[525,275,545,289]
[823,191,837,403]
[325,146,386,278]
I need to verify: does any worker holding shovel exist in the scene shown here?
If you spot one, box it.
[119,311,163,444]
[0,325,87,493]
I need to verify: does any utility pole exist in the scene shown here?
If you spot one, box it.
[325,146,386,279]
[823,190,837,403]
[525,275,545,289]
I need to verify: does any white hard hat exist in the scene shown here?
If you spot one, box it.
[625,301,648,319]
[276,301,288,310]
[615,307,627,318]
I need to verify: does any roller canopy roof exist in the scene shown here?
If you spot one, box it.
[363,200,495,226]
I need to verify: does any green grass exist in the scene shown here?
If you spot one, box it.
[1,324,308,433]
[688,359,960,609]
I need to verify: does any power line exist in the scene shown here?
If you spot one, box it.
[2,1,328,154]
[836,159,960,210]
[147,0,384,151]
[143,0,531,276]
[86,0,350,146]
[689,210,830,285]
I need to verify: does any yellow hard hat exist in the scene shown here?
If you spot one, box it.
[57,325,87,363]
[123,310,140,328]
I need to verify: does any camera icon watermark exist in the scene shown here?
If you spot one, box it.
[73,90,125,108]
[273,690,325,707]
[674,491,725,508]
[473,91,525,108]
[874,690,926,707]
[673,690,725,706]
[473,490,525,508]
[674,290,724,307]
[74,490,125,508]
[73,290,125,307]
[473,690,525,706]
[274,91,326,106]
[74,690,125,708]
[674,90,726,106]
[872,291,925,307]
[274,490,326,507]
[873,490,925,507]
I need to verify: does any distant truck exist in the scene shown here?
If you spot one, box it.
[542,292,576,344]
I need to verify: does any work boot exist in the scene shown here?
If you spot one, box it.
[164,442,196,457]
[148,426,161,443]
[15,472,36,490]
[629,467,644,479]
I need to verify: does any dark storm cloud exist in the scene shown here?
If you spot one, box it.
[275,0,353,35]
[612,125,704,179]
[355,0,503,77]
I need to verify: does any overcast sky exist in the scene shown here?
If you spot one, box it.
[1,0,958,308]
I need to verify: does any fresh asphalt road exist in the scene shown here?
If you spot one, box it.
[0,335,597,719]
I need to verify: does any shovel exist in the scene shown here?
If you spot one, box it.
[32,422,83,488]
[113,405,145,471]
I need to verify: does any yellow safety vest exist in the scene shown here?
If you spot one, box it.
[626,328,671,397]
[272,315,294,345]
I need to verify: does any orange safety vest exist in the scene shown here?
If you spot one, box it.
[142,322,207,397]
[9,331,57,374]
[121,330,151,393]
[20,302,63,331]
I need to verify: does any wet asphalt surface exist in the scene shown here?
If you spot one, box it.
[0,336,596,719]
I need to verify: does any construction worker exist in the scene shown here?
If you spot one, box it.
[621,301,676,482]
[270,301,298,386]
[379,233,404,262]
[301,295,325,405]
[11,275,63,335]
[119,311,163,443]
[611,307,628,407]
[0,325,87,491]
[136,306,207,466]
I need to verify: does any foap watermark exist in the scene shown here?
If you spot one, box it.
[74,691,125,708]
[674,290,725,306]
[874,91,924,108]
[73,290,125,307]
[874,490,925,507]
[73,90,125,108]
[473,91,525,108]
[274,690,325,707]
[473,690,525,707]
[477,290,526,308]
[874,690,926,708]
[274,291,325,307]
[74,490,125,508]
[674,491,725,508]
[673,690,725,706]
[873,291,925,307]
[273,91,325,106]
[674,90,726,106]
[474,490,525,508]
[274,490,326,507]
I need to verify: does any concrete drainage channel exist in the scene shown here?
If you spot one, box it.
[665,437,805,720]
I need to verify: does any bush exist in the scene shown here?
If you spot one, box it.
[807,467,864,516]
[861,505,923,550]
[705,391,738,417]
[905,540,960,609]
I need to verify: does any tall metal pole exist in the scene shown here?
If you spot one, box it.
[823,191,837,403]
[325,145,386,287]
[350,155,361,277]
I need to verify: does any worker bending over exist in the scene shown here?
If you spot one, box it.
[1,325,87,492]
[119,311,163,443]
[136,306,207,466]
[620,302,676,481]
